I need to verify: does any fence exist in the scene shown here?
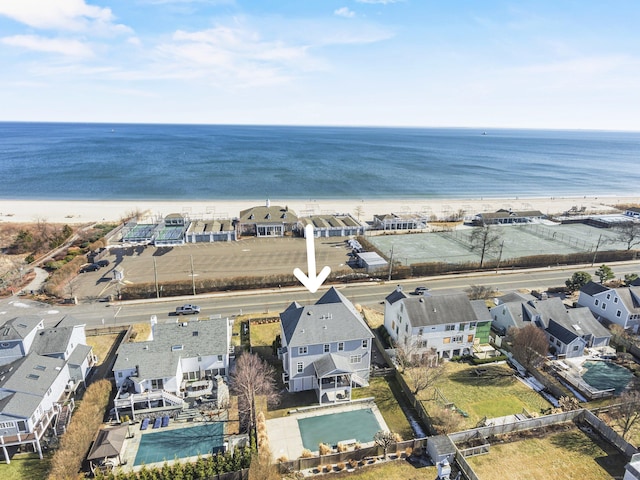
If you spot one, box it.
[520,224,595,251]
[581,409,638,458]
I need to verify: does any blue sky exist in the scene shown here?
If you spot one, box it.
[1,1,638,130]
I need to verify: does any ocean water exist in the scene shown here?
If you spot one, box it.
[0,122,639,201]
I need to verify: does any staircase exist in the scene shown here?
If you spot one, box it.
[54,405,71,436]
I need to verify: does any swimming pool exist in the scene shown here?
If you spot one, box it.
[297,408,382,451]
[582,361,633,395]
[134,422,224,466]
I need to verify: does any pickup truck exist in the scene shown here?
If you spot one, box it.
[175,304,201,315]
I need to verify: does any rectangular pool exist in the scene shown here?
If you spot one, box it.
[297,408,382,451]
[134,422,224,466]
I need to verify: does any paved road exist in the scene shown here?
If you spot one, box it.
[2,261,638,328]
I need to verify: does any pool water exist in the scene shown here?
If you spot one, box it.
[297,408,382,451]
[582,361,633,395]
[134,422,224,466]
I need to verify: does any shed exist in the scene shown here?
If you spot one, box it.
[87,425,129,470]
[427,435,456,465]
[355,252,388,273]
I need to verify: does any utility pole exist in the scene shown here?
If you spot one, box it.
[592,234,603,266]
[190,254,196,296]
[153,257,159,298]
[495,240,505,274]
[387,245,394,281]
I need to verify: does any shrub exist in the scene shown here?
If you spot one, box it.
[300,449,313,458]
[348,458,358,469]
[277,455,288,463]
[319,443,331,455]
[336,462,346,471]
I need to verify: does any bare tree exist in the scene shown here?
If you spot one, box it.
[612,223,640,251]
[508,324,548,371]
[230,352,279,433]
[394,341,446,396]
[354,205,364,221]
[469,226,502,268]
[374,430,396,459]
[466,284,498,300]
[612,390,640,440]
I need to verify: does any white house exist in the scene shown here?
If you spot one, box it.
[279,287,373,404]
[297,214,366,237]
[383,287,492,359]
[112,316,232,420]
[578,282,640,332]
[0,317,95,464]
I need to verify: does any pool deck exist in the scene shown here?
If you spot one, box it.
[115,411,228,472]
[266,399,388,461]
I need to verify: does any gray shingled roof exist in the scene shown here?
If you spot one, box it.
[313,353,354,378]
[113,318,229,379]
[0,316,43,342]
[280,287,372,347]
[580,281,609,296]
[0,391,42,420]
[470,300,492,322]
[385,288,408,305]
[546,319,579,345]
[87,425,128,461]
[239,205,298,224]
[0,354,66,396]
[31,326,73,356]
[402,291,482,327]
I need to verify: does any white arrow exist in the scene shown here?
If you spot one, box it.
[293,224,331,293]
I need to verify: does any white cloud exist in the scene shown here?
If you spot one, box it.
[516,55,632,77]
[1,34,94,57]
[334,7,355,18]
[0,0,131,34]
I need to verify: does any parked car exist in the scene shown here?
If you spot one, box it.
[175,304,201,315]
[96,259,110,267]
[80,263,101,273]
[414,286,429,295]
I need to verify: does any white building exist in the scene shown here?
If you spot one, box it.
[578,281,640,332]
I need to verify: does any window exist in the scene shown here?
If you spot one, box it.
[350,355,362,364]
[362,339,368,349]
[297,362,304,373]
[405,324,409,333]
[400,304,404,313]
[218,355,223,361]
[452,335,463,343]
[616,310,622,317]
[391,321,396,331]
[459,324,465,331]
[469,322,476,329]
[298,346,308,355]
[443,337,451,344]
[467,335,474,343]
[573,345,579,351]
[338,342,344,351]
[549,336,555,342]
[614,297,619,303]
[606,293,611,300]
[17,421,26,432]
[151,379,164,389]
[324,344,330,353]
[445,324,455,331]
[595,299,599,306]
[418,328,424,336]
[118,372,123,378]
[602,302,607,310]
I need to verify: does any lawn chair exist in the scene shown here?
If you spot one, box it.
[162,415,169,427]
[140,418,150,430]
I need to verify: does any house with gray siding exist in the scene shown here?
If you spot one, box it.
[383,287,492,359]
[578,281,640,332]
[279,287,373,404]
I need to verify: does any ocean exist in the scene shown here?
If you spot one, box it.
[0,122,639,201]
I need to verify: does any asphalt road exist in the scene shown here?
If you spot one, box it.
[3,261,638,328]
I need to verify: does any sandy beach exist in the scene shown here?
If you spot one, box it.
[0,196,638,225]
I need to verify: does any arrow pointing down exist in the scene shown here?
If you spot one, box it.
[293,224,331,293]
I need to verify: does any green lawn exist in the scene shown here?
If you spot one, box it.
[420,362,552,429]
[353,377,416,441]
[0,453,51,480]
[467,426,626,480]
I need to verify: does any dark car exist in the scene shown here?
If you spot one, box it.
[96,259,110,267]
[80,263,101,273]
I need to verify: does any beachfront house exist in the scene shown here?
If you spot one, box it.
[471,209,545,226]
[238,201,298,237]
[185,218,237,242]
[297,214,366,237]
[624,207,640,219]
[383,287,492,359]
[279,287,373,404]
[111,316,232,420]
[578,281,640,333]
[372,212,429,231]
[0,316,95,463]
[491,292,611,356]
